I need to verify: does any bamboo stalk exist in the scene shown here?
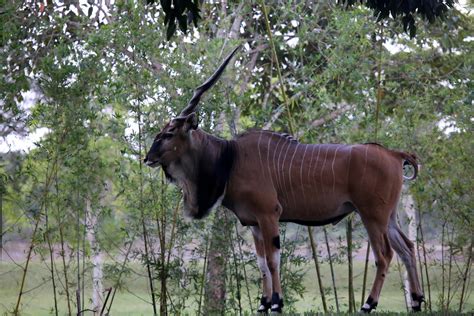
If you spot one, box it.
[441,221,446,309]
[59,224,72,315]
[76,191,82,316]
[106,232,137,314]
[44,211,59,316]
[446,226,453,310]
[197,238,210,316]
[14,158,58,315]
[458,239,473,312]
[396,215,409,311]
[323,227,339,312]
[308,226,327,312]
[360,241,371,308]
[346,217,355,313]
[57,158,71,316]
[138,116,157,316]
[396,256,409,312]
[234,224,253,312]
[157,173,167,316]
[260,0,295,134]
[227,219,242,316]
[416,224,425,296]
[417,208,432,311]
[0,181,3,262]
[81,200,86,312]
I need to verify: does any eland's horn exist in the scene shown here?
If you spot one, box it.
[179,45,240,116]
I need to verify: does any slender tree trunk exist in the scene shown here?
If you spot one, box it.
[204,209,231,314]
[418,208,432,311]
[15,160,57,315]
[106,232,137,315]
[308,227,327,312]
[85,198,103,314]
[446,227,453,310]
[14,216,41,315]
[234,224,253,312]
[0,186,3,262]
[361,241,370,308]
[136,98,157,316]
[44,211,59,316]
[324,227,339,312]
[60,226,73,315]
[155,174,168,316]
[76,193,82,316]
[346,217,356,313]
[402,188,417,308]
[227,218,242,316]
[441,221,446,309]
[198,238,210,316]
[458,239,472,312]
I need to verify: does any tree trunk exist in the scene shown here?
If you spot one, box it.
[402,186,417,307]
[203,208,231,314]
[0,187,3,262]
[86,198,103,314]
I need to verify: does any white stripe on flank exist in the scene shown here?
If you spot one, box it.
[288,143,300,208]
[346,145,353,185]
[312,145,321,191]
[319,146,329,210]
[361,144,369,185]
[266,135,275,189]
[257,132,265,177]
[373,144,382,192]
[300,144,309,203]
[320,146,328,192]
[280,141,292,206]
[331,145,341,193]
[273,137,283,193]
[276,140,287,203]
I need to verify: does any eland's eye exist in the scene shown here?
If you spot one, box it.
[162,132,174,139]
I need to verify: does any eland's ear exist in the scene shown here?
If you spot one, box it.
[173,112,198,132]
[184,112,198,131]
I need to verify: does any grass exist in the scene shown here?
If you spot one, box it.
[0,259,472,315]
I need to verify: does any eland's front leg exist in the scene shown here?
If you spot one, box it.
[258,218,284,313]
[251,226,272,313]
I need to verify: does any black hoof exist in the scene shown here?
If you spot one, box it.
[360,296,378,313]
[411,293,425,312]
[270,292,284,313]
[257,296,271,314]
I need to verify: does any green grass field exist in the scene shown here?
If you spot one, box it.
[0,260,472,315]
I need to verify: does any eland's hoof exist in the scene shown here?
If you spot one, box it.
[411,293,425,312]
[270,292,284,314]
[360,296,378,313]
[257,296,271,314]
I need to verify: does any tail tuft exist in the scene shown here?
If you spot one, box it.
[399,152,419,180]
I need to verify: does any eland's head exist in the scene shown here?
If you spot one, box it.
[144,46,239,173]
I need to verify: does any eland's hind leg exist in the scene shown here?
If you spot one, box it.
[359,210,394,313]
[257,216,283,313]
[388,215,424,311]
[251,226,272,313]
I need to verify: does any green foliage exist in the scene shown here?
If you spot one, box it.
[0,0,472,315]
